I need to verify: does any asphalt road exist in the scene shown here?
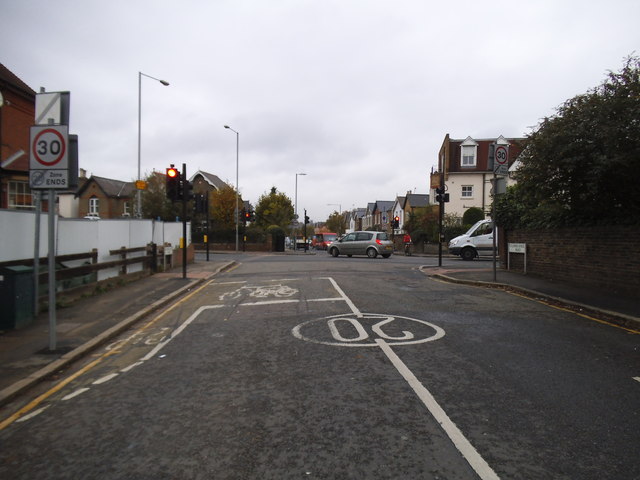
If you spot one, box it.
[1,253,638,479]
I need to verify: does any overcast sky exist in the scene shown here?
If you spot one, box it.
[3,0,638,221]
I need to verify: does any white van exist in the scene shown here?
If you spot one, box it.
[448,219,496,260]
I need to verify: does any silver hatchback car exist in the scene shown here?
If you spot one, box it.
[327,231,394,258]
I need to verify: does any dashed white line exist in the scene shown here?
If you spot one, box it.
[62,387,91,401]
[16,406,50,422]
[93,373,119,385]
[633,377,640,383]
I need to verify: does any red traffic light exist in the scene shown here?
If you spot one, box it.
[167,167,179,178]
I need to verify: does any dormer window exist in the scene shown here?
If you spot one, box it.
[460,136,478,167]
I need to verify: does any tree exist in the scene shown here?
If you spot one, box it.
[141,171,180,221]
[462,207,484,226]
[254,187,294,230]
[498,55,640,227]
[326,211,347,235]
[209,184,240,229]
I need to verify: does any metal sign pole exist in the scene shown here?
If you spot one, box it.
[48,189,57,351]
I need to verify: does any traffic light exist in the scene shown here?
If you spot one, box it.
[166,165,180,201]
[194,194,207,213]
[393,216,400,228]
[304,212,310,225]
[243,209,250,224]
[182,179,194,201]
[435,187,449,203]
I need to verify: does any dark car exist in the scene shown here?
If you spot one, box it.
[327,231,394,258]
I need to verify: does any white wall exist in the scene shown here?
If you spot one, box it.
[0,209,188,281]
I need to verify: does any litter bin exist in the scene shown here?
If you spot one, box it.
[0,265,35,330]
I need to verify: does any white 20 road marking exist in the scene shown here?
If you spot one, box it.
[323,277,501,480]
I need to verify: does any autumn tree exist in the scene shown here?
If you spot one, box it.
[254,187,294,230]
[209,184,240,229]
[325,211,347,235]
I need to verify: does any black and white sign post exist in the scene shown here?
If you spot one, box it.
[30,124,70,352]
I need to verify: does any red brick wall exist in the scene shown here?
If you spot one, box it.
[500,226,640,297]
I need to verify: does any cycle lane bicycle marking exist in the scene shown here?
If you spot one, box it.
[291,277,500,480]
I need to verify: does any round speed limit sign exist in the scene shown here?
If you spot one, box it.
[30,125,69,168]
[495,145,508,165]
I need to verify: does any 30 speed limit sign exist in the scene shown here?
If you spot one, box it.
[30,125,70,189]
[493,144,509,175]
[30,125,69,169]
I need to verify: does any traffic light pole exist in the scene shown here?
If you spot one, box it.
[438,169,445,267]
[182,163,187,279]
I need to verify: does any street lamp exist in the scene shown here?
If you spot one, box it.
[137,71,169,218]
[295,172,306,219]
[224,125,240,252]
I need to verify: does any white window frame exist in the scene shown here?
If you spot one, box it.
[460,137,478,167]
[89,196,99,215]
[462,185,473,198]
[8,181,34,209]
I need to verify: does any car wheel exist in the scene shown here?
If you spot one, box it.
[330,248,339,257]
[460,247,476,261]
[382,254,391,258]
[367,248,378,258]
[347,254,352,257]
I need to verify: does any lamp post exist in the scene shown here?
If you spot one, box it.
[137,71,169,218]
[295,172,306,219]
[224,125,240,252]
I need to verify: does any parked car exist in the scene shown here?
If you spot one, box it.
[327,231,394,258]
[448,219,496,260]
[313,232,337,250]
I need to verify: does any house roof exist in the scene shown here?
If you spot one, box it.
[0,63,35,98]
[404,193,430,208]
[76,176,135,198]
[190,170,228,190]
[373,201,394,213]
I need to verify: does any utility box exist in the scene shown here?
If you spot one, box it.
[0,266,35,330]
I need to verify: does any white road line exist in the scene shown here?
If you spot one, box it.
[93,373,119,385]
[16,406,50,423]
[241,299,300,306]
[633,377,640,383]
[376,338,500,480]
[62,387,91,401]
[326,277,363,317]
[121,361,143,373]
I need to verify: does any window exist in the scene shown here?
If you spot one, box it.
[355,232,373,241]
[123,201,130,217]
[462,185,473,198]
[460,137,478,167]
[461,146,476,166]
[89,196,99,215]
[8,181,34,209]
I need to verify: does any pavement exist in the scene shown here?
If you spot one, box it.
[1,254,638,409]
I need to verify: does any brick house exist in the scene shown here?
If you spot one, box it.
[189,170,228,196]
[76,176,135,219]
[431,133,524,218]
[0,63,36,210]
